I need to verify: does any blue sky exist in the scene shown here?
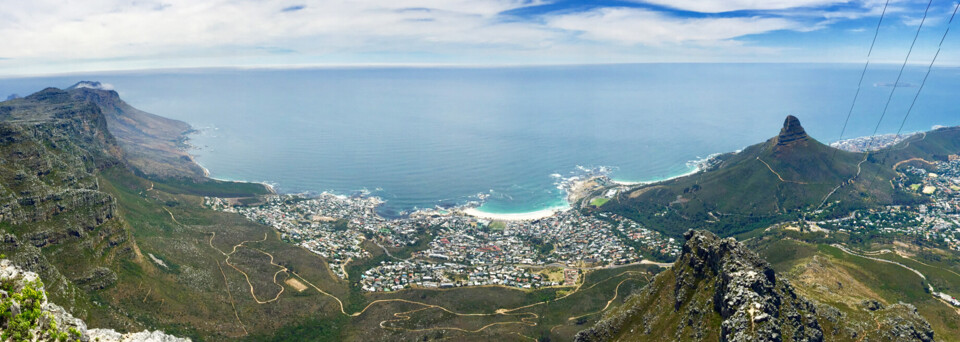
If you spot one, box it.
[0,0,957,76]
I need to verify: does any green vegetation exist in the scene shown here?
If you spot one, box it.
[598,116,906,238]
[752,233,960,340]
[1,280,45,341]
[872,253,960,299]
[0,279,78,342]
[249,315,348,342]
[384,226,437,260]
[589,197,609,207]
[331,219,350,232]
[114,166,271,198]
[7,88,960,341]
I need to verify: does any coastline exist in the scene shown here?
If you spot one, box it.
[180,119,724,220]
[609,151,726,186]
[187,133,278,195]
[187,123,715,219]
[461,206,570,221]
[610,165,699,186]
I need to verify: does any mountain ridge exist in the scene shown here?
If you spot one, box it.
[64,82,205,179]
[576,230,936,342]
[1,85,278,339]
[598,115,913,238]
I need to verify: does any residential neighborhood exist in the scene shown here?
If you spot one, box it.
[205,188,679,292]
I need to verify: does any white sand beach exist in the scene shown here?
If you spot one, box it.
[462,206,569,221]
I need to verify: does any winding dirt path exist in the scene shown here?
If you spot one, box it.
[832,244,926,281]
[190,201,654,337]
[857,316,882,342]
[209,232,287,304]
[834,244,960,319]
[757,157,809,185]
[164,208,255,335]
[163,207,181,225]
[567,274,647,322]
[293,269,647,335]
[817,153,869,210]
[216,259,249,336]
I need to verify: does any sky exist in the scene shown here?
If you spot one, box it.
[0,0,959,76]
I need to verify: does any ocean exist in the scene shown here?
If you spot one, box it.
[2,64,959,217]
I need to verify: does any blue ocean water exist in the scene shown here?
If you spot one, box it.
[2,64,959,217]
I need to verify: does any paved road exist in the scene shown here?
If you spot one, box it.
[831,244,926,281]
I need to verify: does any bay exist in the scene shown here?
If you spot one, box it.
[2,64,959,217]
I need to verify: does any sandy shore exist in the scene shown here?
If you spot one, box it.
[462,206,569,221]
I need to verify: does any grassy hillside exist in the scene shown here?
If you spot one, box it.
[579,230,944,342]
[754,236,960,341]
[598,116,927,238]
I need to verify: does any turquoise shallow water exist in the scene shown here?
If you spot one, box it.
[2,64,959,217]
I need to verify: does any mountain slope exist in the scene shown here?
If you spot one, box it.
[600,116,912,237]
[576,230,936,342]
[0,86,303,339]
[751,232,960,342]
[66,81,205,179]
[1,88,147,330]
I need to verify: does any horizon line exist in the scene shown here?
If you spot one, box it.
[2,60,958,79]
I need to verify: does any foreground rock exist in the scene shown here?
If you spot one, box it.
[575,230,934,342]
[0,259,189,342]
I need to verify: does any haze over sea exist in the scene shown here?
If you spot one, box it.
[2,64,959,217]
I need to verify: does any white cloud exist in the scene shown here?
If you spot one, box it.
[547,8,800,45]
[0,0,926,75]
[631,0,852,13]
[0,0,553,61]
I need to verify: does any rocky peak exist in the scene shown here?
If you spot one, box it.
[675,230,822,342]
[576,230,826,342]
[775,115,809,149]
[68,84,122,107]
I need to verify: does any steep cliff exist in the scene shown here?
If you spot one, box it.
[66,81,205,179]
[0,88,136,329]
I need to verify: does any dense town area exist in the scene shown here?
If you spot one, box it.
[204,190,679,292]
[808,156,960,252]
[829,133,909,152]
[202,134,960,295]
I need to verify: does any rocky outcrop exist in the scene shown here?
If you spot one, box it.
[875,303,934,342]
[577,230,824,342]
[576,230,938,341]
[88,329,191,342]
[1,259,188,342]
[676,230,823,342]
[1,89,122,227]
[775,115,810,149]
